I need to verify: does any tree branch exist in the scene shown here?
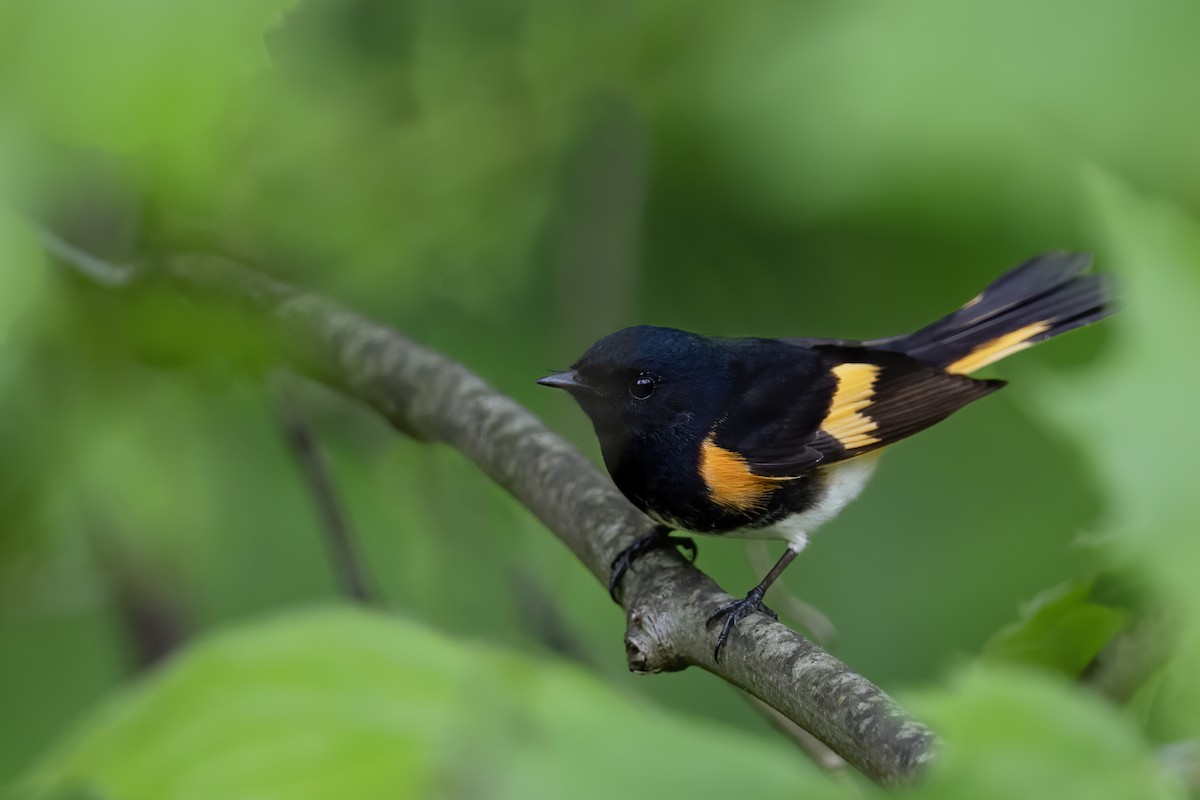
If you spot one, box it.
[41,236,938,785]
[741,692,853,780]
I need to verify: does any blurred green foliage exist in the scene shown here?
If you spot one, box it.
[907,666,1181,800]
[981,580,1131,676]
[13,609,827,800]
[1,0,1199,797]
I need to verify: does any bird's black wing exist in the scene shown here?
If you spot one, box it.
[745,252,1111,476]
[713,345,1003,478]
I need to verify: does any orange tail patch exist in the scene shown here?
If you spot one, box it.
[944,321,1051,375]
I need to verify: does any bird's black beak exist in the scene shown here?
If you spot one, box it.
[536,370,585,391]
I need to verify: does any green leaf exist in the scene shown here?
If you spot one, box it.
[905,667,1183,800]
[15,607,841,800]
[902,168,1200,798]
[1030,169,1200,736]
[982,581,1130,677]
[1062,170,1200,601]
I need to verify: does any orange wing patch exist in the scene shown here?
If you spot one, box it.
[945,321,1051,375]
[820,363,882,450]
[699,435,787,512]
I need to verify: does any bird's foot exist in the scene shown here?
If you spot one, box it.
[609,525,698,602]
[707,588,777,661]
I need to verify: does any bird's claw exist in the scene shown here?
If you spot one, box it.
[608,526,698,602]
[707,590,777,661]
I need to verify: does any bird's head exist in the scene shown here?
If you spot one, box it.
[538,326,728,456]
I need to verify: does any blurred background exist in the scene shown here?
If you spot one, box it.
[1,0,1198,797]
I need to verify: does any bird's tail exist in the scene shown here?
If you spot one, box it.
[883,252,1114,375]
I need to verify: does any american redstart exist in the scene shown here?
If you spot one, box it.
[539,252,1113,658]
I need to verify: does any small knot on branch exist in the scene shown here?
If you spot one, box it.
[625,604,686,674]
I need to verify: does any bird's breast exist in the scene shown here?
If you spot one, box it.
[630,451,882,547]
[614,450,822,536]
[719,453,883,546]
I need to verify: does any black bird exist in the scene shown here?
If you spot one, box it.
[538,253,1113,659]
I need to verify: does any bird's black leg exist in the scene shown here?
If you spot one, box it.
[609,525,698,602]
[708,546,800,660]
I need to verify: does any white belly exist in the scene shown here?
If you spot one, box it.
[723,452,882,550]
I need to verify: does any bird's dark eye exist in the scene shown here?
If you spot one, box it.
[629,375,656,400]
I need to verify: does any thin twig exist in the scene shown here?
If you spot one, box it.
[271,371,376,605]
[36,226,137,287]
[86,524,191,668]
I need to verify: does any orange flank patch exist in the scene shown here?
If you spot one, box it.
[699,435,785,512]
[946,321,1051,375]
[821,363,881,450]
